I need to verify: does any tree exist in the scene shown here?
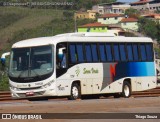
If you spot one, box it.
[144,20,157,39]
[138,17,147,34]
[125,8,140,18]
[139,17,158,40]
[156,21,160,43]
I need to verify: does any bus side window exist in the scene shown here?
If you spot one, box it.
[69,44,77,63]
[140,44,147,61]
[85,44,92,62]
[119,44,127,61]
[132,44,139,61]
[61,49,67,68]
[99,43,107,62]
[91,44,98,62]
[76,44,84,62]
[127,44,134,61]
[113,44,120,61]
[105,44,113,61]
[146,44,153,61]
[57,45,66,68]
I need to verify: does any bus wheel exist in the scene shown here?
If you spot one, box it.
[68,83,81,100]
[122,82,131,98]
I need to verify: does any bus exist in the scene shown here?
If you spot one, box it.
[8,32,157,100]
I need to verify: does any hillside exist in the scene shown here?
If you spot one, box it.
[0,7,96,53]
[0,7,64,51]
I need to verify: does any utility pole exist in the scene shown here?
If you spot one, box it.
[74,13,77,32]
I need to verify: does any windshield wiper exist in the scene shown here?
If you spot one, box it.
[18,70,27,78]
[18,69,41,79]
[31,70,41,78]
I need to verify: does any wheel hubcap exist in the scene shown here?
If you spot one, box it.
[124,85,129,97]
[72,86,78,98]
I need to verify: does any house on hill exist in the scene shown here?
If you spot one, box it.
[141,13,160,22]
[98,13,124,24]
[74,10,97,19]
[92,2,130,14]
[120,18,139,31]
[78,22,123,36]
[130,0,160,12]
[78,22,108,32]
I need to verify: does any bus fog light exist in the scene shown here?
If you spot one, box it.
[10,85,20,91]
[42,80,54,89]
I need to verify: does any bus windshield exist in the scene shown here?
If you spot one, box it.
[9,45,53,82]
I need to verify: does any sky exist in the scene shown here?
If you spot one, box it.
[117,0,138,3]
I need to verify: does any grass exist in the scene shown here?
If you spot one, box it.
[0,75,9,91]
[0,7,63,52]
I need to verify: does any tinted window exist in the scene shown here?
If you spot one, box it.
[119,44,126,61]
[146,44,153,61]
[113,44,120,61]
[105,44,113,61]
[99,44,107,61]
[91,44,98,62]
[85,44,92,62]
[76,44,84,62]
[127,44,134,61]
[140,44,147,61]
[69,44,77,63]
[133,44,139,61]
[9,46,53,79]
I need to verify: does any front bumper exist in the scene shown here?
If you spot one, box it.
[10,88,57,99]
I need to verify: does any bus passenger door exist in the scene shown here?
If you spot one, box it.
[56,79,71,96]
[80,79,87,94]
[93,78,102,94]
[86,79,93,94]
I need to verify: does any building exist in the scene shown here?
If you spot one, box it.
[120,18,139,31]
[130,0,160,12]
[92,2,131,14]
[98,13,124,24]
[78,22,108,32]
[78,22,123,36]
[107,24,123,31]
[141,13,160,20]
[75,10,97,19]
[141,13,160,22]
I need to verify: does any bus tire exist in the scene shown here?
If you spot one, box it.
[68,83,81,100]
[122,82,131,98]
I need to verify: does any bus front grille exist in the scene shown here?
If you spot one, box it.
[19,87,41,90]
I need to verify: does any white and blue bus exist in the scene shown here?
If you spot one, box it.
[8,32,157,100]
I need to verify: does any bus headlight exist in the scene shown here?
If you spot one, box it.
[41,80,54,89]
[10,85,21,91]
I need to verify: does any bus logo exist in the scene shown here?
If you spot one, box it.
[75,66,80,76]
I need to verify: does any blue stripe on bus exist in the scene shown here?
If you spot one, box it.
[127,62,155,76]
[112,62,155,81]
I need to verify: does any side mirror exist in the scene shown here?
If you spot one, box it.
[1,52,10,66]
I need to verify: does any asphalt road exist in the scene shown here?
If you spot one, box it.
[0,97,160,122]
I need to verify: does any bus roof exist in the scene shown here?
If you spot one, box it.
[12,32,153,48]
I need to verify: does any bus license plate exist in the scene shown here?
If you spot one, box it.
[26,91,34,96]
